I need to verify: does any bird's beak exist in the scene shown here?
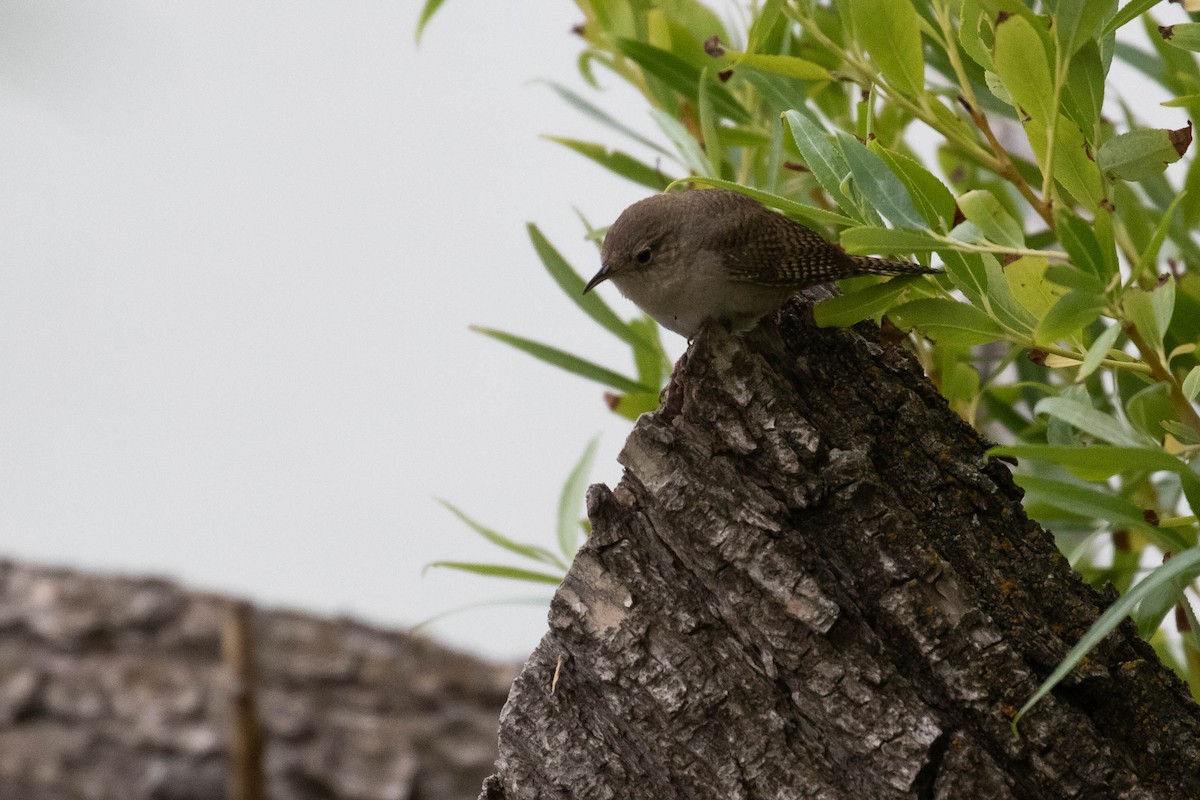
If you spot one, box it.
[583,262,615,294]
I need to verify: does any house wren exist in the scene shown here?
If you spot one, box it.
[584,189,935,338]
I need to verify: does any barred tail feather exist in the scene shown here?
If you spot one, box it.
[848,254,938,276]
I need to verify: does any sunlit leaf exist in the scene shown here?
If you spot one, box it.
[557,437,599,559]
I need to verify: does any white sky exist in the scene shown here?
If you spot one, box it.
[0,2,1186,663]
[0,1,668,661]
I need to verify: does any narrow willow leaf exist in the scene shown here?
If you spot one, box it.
[1034,396,1152,447]
[1104,0,1169,35]
[847,0,926,96]
[415,0,447,42]
[650,109,713,177]
[1035,289,1105,345]
[424,561,566,585]
[784,110,861,220]
[993,15,1054,124]
[1160,23,1200,52]
[940,250,988,306]
[717,51,830,80]
[538,82,672,156]
[1098,124,1193,182]
[673,178,858,228]
[544,137,672,190]
[1046,0,1114,55]
[1014,548,1200,729]
[611,391,662,421]
[617,38,751,124]
[869,143,956,230]
[1123,284,1172,355]
[1061,40,1105,140]
[1136,191,1187,277]
[841,226,943,254]
[1183,366,1200,401]
[958,189,1025,248]
[959,0,995,69]
[1055,208,1108,279]
[557,437,599,559]
[837,132,926,230]
[1126,381,1175,442]
[527,225,649,350]
[813,276,921,328]
[438,500,567,570]
[984,255,1038,334]
[698,66,722,178]
[1163,94,1200,107]
[1014,475,1162,539]
[472,327,653,394]
[890,298,1007,345]
[1075,323,1123,382]
[988,444,1200,513]
[1044,264,1106,295]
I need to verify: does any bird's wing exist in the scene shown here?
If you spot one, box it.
[708,210,856,287]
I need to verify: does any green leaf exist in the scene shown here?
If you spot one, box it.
[1075,323,1123,382]
[984,255,1038,335]
[1014,548,1200,728]
[1034,396,1151,447]
[617,38,751,124]
[1014,475,1162,540]
[1163,93,1200,108]
[674,177,858,228]
[537,81,672,156]
[698,66,722,178]
[425,561,565,585]
[993,15,1054,124]
[837,133,926,230]
[813,276,923,328]
[958,189,1025,248]
[557,437,598,560]
[650,109,713,177]
[527,225,650,351]
[1098,124,1193,182]
[890,297,1007,345]
[415,0,447,42]
[610,390,662,421]
[1055,208,1108,280]
[1103,0,1166,36]
[544,137,672,190]
[1123,282,1175,355]
[1006,256,1064,320]
[847,0,926,96]
[1135,191,1187,279]
[1034,289,1105,346]
[841,226,944,254]
[1046,0,1114,56]
[940,249,988,307]
[1062,40,1106,140]
[784,110,872,223]
[438,500,567,570]
[988,444,1200,513]
[1160,23,1200,53]
[472,327,653,394]
[718,50,830,80]
[1183,366,1200,401]
[868,143,956,230]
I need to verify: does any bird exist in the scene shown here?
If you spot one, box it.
[583,189,936,338]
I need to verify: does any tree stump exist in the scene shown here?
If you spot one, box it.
[481,296,1200,799]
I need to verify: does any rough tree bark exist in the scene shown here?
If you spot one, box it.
[480,293,1200,800]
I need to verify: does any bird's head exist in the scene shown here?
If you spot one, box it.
[585,194,682,294]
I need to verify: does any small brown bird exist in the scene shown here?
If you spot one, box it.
[584,189,935,338]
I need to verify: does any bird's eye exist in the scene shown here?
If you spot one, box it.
[635,247,653,265]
